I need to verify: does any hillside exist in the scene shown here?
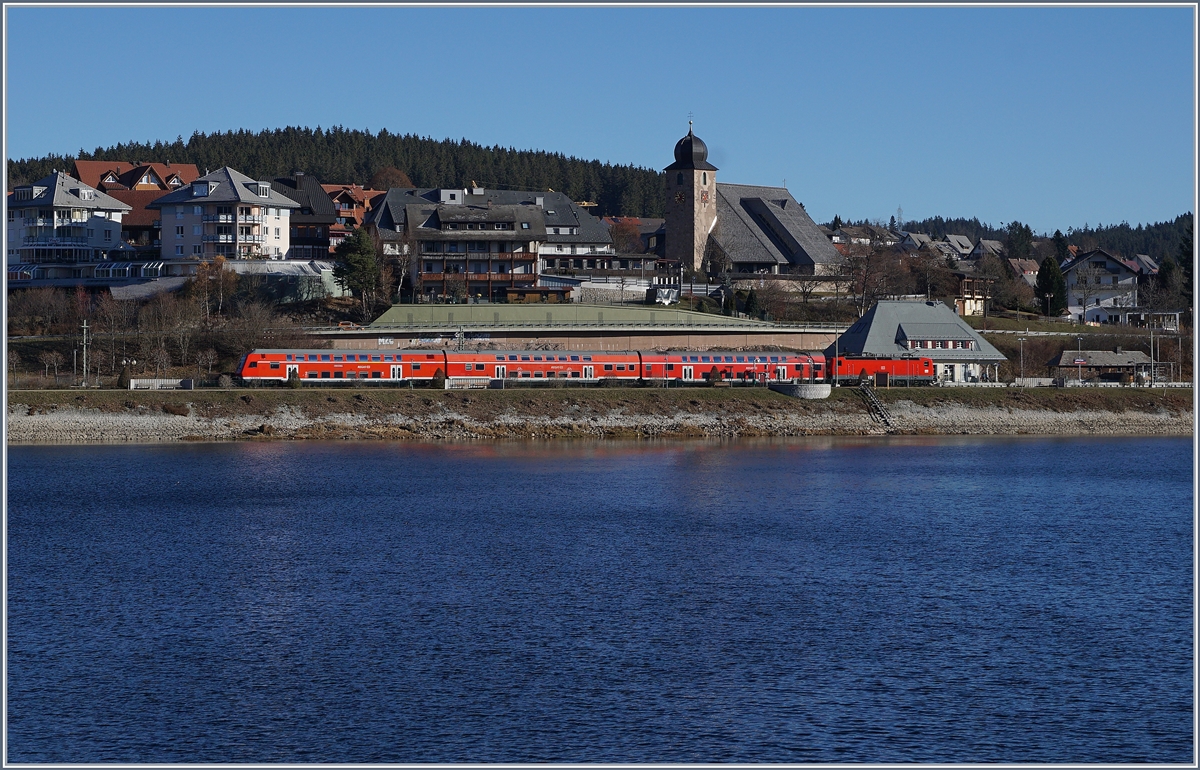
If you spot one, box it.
[6,126,669,218]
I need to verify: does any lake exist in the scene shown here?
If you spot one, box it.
[6,437,1193,762]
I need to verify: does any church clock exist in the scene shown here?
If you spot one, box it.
[675,192,686,203]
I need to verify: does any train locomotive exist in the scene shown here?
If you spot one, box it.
[237,348,937,387]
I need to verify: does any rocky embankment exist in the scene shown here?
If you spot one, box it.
[6,387,1193,443]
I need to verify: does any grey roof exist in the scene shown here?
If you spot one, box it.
[712,183,841,268]
[363,188,610,246]
[1052,349,1151,368]
[902,232,932,247]
[825,300,1006,362]
[944,234,973,254]
[226,260,338,277]
[108,277,188,300]
[8,171,131,212]
[405,202,548,241]
[974,239,1004,255]
[146,167,301,210]
[271,174,336,224]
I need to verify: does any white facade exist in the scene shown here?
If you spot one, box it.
[7,178,128,265]
[161,196,291,262]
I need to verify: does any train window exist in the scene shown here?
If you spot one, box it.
[559,371,569,377]
[534,372,543,378]
[700,356,710,363]
[320,371,330,378]
[533,356,542,361]
[508,355,518,361]
[582,355,592,361]
[346,372,356,378]
[334,355,344,362]
[508,370,517,378]
[426,354,436,359]
[558,356,568,361]
[520,371,530,377]
[372,371,381,378]
[616,364,625,371]
[371,355,381,362]
[724,356,733,362]
[604,364,614,371]
[249,361,257,368]
[286,355,293,361]
[794,364,803,371]
[571,355,580,361]
[770,356,779,362]
[335,371,344,378]
[736,356,745,363]
[667,364,675,371]
[306,371,317,378]
[269,362,280,369]
[320,354,330,361]
[394,355,402,361]
[690,356,698,362]
[521,356,530,361]
[413,364,422,371]
[495,355,505,361]
[570,371,580,378]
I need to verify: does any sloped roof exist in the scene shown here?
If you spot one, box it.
[145,167,301,209]
[1052,349,1151,368]
[271,174,337,224]
[974,239,1005,255]
[713,183,841,268]
[74,160,200,190]
[364,188,609,246]
[944,234,973,254]
[106,190,170,227]
[825,300,1006,362]
[8,171,131,211]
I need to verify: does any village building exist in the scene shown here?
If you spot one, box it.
[1059,248,1140,322]
[663,125,840,276]
[1052,347,1153,383]
[970,239,1005,260]
[322,183,386,251]
[943,234,974,258]
[825,299,1006,383]
[6,171,132,281]
[271,173,337,261]
[146,167,300,267]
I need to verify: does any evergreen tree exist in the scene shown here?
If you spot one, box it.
[745,289,761,319]
[1179,218,1193,308]
[332,228,380,321]
[1052,229,1070,264]
[888,215,896,231]
[1034,256,1067,316]
[831,215,843,230]
[1005,221,1034,262]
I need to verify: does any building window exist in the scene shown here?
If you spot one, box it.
[275,228,280,237]
[702,172,707,185]
[193,245,203,255]
[257,183,271,197]
[521,222,530,229]
[176,226,184,238]
[193,225,201,235]
[176,245,184,255]
[677,172,684,185]
[104,230,112,241]
[176,208,185,219]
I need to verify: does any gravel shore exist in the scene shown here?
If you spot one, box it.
[7,398,1192,443]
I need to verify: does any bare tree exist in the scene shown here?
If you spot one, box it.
[197,348,219,377]
[7,349,21,385]
[149,346,172,377]
[38,349,64,380]
[1072,261,1105,319]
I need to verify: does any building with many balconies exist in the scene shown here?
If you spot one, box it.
[146,167,300,268]
[6,172,132,274]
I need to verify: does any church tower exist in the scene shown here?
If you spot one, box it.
[664,122,718,273]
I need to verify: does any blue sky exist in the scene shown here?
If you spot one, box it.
[4,5,1195,234]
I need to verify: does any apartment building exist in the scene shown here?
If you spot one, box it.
[6,171,132,276]
[146,167,300,268]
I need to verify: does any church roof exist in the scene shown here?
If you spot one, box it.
[664,126,717,171]
[712,183,841,269]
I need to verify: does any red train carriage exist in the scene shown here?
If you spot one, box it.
[478,351,641,382]
[237,349,447,383]
[640,352,826,384]
[830,356,934,386]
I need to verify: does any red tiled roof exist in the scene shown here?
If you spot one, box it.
[107,190,172,227]
[74,160,200,190]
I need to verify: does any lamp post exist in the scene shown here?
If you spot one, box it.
[1044,292,1054,323]
[1149,316,1155,388]
[1017,336,1026,383]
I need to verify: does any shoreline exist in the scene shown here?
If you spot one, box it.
[6,387,1193,444]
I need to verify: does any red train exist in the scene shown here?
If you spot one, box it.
[829,355,935,386]
[236,349,827,386]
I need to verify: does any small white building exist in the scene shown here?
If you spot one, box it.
[1061,249,1139,323]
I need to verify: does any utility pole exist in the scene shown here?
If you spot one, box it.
[1017,336,1026,383]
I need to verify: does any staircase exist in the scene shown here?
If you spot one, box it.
[858,382,896,432]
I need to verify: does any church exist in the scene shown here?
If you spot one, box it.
[663,124,841,276]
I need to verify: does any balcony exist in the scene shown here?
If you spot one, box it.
[238,234,265,243]
[152,220,161,228]
[237,215,264,223]
[202,234,235,243]
[203,214,234,223]
[24,236,88,246]
[22,217,55,226]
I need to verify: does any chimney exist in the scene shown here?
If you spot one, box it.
[536,196,544,208]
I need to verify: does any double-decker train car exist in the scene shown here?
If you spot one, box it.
[639,352,825,384]
[829,355,935,386]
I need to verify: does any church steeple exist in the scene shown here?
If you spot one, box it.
[664,123,718,273]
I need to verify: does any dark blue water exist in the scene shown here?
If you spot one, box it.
[6,437,1193,762]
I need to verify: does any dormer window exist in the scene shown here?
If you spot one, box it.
[15,188,31,201]
[192,182,211,197]
[446,223,458,230]
[79,189,95,201]
[257,183,271,197]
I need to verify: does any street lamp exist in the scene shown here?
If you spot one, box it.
[1017,336,1026,383]
[1044,292,1054,322]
